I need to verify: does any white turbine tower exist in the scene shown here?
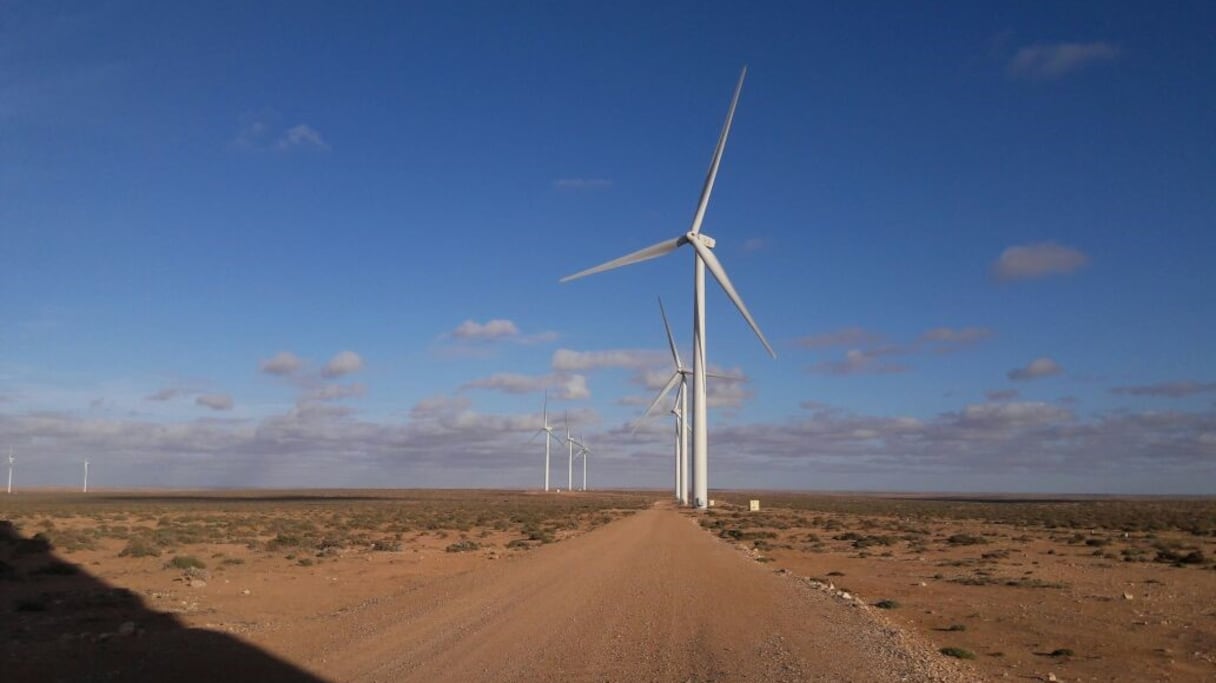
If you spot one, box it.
[82,459,89,494]
[577,436,590,492]
[562,67,775,509]
[672,385,689,504]
[6,447,13,494]
[564,413,578,493]
[529,391,562,492]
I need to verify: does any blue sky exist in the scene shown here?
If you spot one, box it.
[2,1,1213,493]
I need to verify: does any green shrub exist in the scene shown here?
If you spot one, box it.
[940,647,975,660]
[874,599,899,609]
[120,539,161,558]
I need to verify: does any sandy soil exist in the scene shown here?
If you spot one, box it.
[3,490,1214,682]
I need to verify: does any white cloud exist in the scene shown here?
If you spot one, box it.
[553,178,612,190]
[322,351,364,378]
[551,348,665,372]
[446,319,557,345]
[451,319,519,340]
[260,351,303,376]
[461,373,590,401]
[992,242,1089,281]
[1008,41,1120,81]
[809,349,908,376]
[1008,357,1063,381]
[195,394,233,411]
[958,401,1072,428]
[304,383,367,402]
[278,124,329,150]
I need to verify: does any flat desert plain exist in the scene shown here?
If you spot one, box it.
[2,490,1213,682]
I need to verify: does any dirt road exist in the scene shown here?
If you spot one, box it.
[285,506,972,682]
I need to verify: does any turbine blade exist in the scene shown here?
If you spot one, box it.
[689,66,747,236]
[705,371,738,380]
[528,429,544,443]
[689,238,777,358]
[658,297,683,369]
[635,372,682,434]
[559,236,684,283]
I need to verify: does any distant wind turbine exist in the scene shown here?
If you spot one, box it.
[529,391,562,492]
[564,412,578,492]
[82,459,89,494]
[6,447,13,494]
[577,435,590,492]
[561,67,775,509]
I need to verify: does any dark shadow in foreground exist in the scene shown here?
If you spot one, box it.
[0,520,328,683]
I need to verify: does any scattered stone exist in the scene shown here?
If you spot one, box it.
[188,579,207,589]
[1046,673,1058,682]
[241,589,251,596]
[117,621,136,637]
[1123,592,1134,600]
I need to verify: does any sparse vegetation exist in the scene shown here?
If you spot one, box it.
[940,647,976,660]
[165,555,206,570]
[874,599,900,609]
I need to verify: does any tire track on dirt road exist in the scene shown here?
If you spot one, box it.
[298,507,974,682]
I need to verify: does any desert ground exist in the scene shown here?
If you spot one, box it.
[2,490,1213,682]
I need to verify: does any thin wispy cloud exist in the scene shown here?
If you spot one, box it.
[278,124,329,150]
[992,242,1088,281]
[798,326,880,350]
[553,178,612,190]
[742,238,768,253]
[231,112,329,151]
[1008,356,1063,381]
[1111,381,1216,398]
[321,351,364,378]
[551,348,666,372]
[304,383,367,402]
[146,387,180,402]
[195,393,233,411]
[1008,41,1120,81]
[809,349,908,376]
[919,326,994,354]
[986,389,1021,402]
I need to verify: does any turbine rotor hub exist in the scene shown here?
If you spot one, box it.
[686,232,716,248]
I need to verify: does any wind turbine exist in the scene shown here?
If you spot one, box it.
[82,459,89,494]
[632,297,692,504]
[564,413,579,493]
[577,435,590,492]
[6,447,13,494]
[563,68,776,510]
[529,391,562,492]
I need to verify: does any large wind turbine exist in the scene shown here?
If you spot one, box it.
[562,68,775,509]
[529,391,561,492]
